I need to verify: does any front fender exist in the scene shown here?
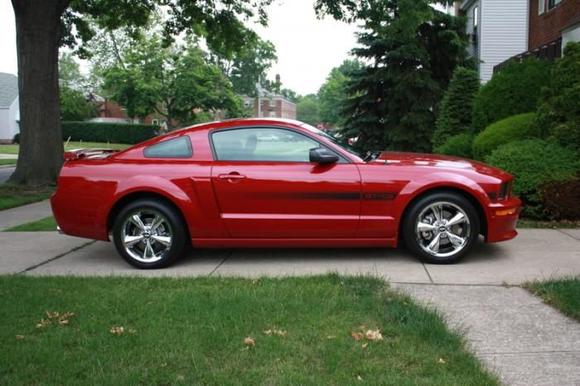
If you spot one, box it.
[392,172,492,229]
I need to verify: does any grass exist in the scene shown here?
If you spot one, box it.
[4,216,57,232]
[0,141,129,155]
[525,277,580,321]
[0,184,54,211]
[518,218,580,229]
[0,159,16,166]
[0,275,497,385]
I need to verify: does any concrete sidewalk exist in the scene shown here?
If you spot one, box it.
[0,200,53,231]
[395,284,580,386]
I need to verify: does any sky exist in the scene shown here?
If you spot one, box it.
[0,0,358,96]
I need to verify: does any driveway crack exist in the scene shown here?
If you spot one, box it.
[18,241,96,274]
[208,249,232,276]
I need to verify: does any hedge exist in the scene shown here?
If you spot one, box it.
[472,113,539,160]
[485,139,579,219]
[541,178,580,221]
[433,67,479,149]
[472,58,552,132]
[434,133,474,159]
[537,42,580,152]
[61,121,159,145]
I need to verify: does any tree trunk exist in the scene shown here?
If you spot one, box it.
[9,0,69,185]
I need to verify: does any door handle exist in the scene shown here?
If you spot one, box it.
[218,173,246,180]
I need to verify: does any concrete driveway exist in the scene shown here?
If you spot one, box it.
[1,228,578,283]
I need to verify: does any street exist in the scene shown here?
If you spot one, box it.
[0,167,14,183]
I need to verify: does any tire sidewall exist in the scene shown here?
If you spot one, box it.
[112,199,186,269]
[403,192,480,264]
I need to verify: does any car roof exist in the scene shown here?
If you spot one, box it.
[179,118,308,133]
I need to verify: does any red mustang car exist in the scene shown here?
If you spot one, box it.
[51,118,521,269]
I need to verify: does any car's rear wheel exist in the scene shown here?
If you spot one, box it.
[402,192,480,264]
[112,199,186,269]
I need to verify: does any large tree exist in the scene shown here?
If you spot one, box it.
[316,0,469,152]
[211,32,277,97]
[318,59,363,128]
[9,0,271,185]
[104,36,242,129]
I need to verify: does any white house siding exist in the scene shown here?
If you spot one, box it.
[479,0,529,82]
[8,97,19,139]
[0,97,19,142]
[0,108,10,141]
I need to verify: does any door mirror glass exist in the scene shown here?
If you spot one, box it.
[309,147,339,164]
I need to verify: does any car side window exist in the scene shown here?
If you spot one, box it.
[144,136,192,158]
[212,128,326,162]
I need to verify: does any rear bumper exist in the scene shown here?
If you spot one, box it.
[485,197,522,243]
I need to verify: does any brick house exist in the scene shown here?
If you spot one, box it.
[242,95,297,120]
[492,0,580,72]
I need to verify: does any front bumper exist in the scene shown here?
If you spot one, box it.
[486,196,522,243]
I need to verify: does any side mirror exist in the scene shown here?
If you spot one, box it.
[309,147,339,164]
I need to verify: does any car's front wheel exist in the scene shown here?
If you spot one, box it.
[402,192,480,264]
[112,199,187,269]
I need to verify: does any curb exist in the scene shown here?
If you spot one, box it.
[0,165,16,169]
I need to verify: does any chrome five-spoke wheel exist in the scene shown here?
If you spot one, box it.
[403,192,480,264]
[113,199,187,269]
[415,202,470,258]
[121,210,173,263]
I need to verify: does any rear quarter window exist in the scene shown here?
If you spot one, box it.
[144,136,193,158]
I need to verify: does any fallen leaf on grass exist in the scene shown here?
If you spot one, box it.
[15,335,25,340]
[356,375,363,381]
[263,328,287,337]
[351,332,364,341]
[326,335,336,340]
[110,326,125,335]
[361,343,368,349]
[36,311,75,329]
[110,326,137,336]
[438,357,446,364]
[351,328,383,342]
[365,329,383,341]
[244,337,256,347]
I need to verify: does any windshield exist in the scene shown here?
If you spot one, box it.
[301,123,364,159]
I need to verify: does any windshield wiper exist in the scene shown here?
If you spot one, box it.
[363,151,381,163]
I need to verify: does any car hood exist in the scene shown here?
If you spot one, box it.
[373,152,512,179]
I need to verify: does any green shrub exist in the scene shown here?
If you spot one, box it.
[433,67,479,149]
[485,139,579,219]
[472,113,539,160]
[61,121,159,145]
[434,133,474,158]
[537,42,580,152]
[541,178,580,220]
[472,58,552,131]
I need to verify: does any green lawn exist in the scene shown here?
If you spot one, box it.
[0,141,129,155]
[4,216,57,232]
[0,159,16,166]
[525,277,580,321]
[0,184,54,211]
[0,275,497,385]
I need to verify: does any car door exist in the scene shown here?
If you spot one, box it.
[210,127,361,239]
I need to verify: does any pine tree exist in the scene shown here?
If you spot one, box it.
[433,67,480,149]
[341,0,470,152]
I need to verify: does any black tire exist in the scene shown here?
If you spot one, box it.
[402,192,480,264]
[112,199,187,269]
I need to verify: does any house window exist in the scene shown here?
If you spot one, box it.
[539,0,562,14]
[152,119,159,125]
[473,6,478,28]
